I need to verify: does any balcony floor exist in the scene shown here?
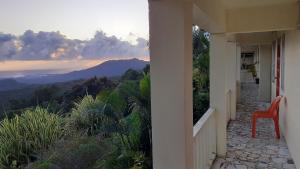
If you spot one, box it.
[212,83,297,169]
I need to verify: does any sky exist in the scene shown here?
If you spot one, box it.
[0,0,149,74]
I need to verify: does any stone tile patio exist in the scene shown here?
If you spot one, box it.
[212,83,297,169]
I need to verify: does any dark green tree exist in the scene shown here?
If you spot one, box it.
[192,26,210,124]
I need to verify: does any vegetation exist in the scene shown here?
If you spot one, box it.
[0,29,209,168]
[0,66,151,169]
[248,64,257,78]
[0,107,63,168]
[192,27,210,124]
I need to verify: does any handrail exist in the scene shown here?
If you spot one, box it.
[193,108,215,137]
[193,108,217,169]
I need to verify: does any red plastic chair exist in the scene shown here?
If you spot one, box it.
[251,96,282,139]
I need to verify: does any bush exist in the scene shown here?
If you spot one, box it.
[0,107,63,168]
[94,149,146,169]
[66,95,105,136]
[37,136,110,169]
[193,92,209,124]
[26,161,61,169]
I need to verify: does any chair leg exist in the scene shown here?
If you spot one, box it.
[274,117,280,139]
[252,116,256,138]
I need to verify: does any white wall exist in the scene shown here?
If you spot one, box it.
[279,30,300,168]
[258,45,272,102]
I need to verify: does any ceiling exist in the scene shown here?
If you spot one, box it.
[222,0,297,9]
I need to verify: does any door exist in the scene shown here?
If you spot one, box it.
[276,39,281,97]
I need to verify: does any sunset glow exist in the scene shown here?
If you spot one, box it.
[0,55,149,72]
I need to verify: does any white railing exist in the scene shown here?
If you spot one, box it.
[193,108,217,169]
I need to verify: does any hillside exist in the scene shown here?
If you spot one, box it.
[0,79,28,91]
[16,58,149,84]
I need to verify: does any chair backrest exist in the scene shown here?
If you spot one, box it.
[268,96,282,117]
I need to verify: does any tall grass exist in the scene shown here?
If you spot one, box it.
[0,107,63,168]
[67,95,105,136]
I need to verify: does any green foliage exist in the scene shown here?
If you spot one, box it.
[0,65,153,169]
[142,64,150,74]
[32,85,60,106]
[248,64,257,77]
[121,69,143,81]
[94,74,152,169]
[26,161,59,169]
[192,26,210,123]
[193,92,209,124]
[134,74,152,157]
[61,77,116,113]
[42,137,110,169]
[67,95,105,136]
[95,149,146,169]
[0,107,63,168]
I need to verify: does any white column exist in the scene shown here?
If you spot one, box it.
[210,34,228,156]
[226,42,237,120]
[236,45,241,103]
[149,1,193,169]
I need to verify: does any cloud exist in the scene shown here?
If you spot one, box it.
[0,30,148,61]
[81,31,148,59]
[0,33,18,59]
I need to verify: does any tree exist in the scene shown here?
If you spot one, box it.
[192,26,210,124]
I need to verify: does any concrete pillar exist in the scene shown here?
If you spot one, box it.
[149,0,193,169]
[226,42,237,120]
[236,45,241,103]
[210,34,228,156]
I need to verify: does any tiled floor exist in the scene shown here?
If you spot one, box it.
[212,83,297,169]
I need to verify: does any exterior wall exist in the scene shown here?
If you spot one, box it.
[279,30,300,168]
[258,45,272,102]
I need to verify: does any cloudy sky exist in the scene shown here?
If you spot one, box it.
[0,0,149,74]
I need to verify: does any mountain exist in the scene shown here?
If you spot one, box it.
[16,58,149,84]
[0,79,28,91]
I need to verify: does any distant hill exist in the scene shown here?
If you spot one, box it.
[16,58,149,84]
[0,79,28,91]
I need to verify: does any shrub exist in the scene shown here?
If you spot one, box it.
[38,136,110,169]
[94,149,146,169]
[66,95,105,135]
[0,107,63,168]
[25,161,60,169]
[193,92,209,124]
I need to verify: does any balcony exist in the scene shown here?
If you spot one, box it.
[193,82,296,169]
